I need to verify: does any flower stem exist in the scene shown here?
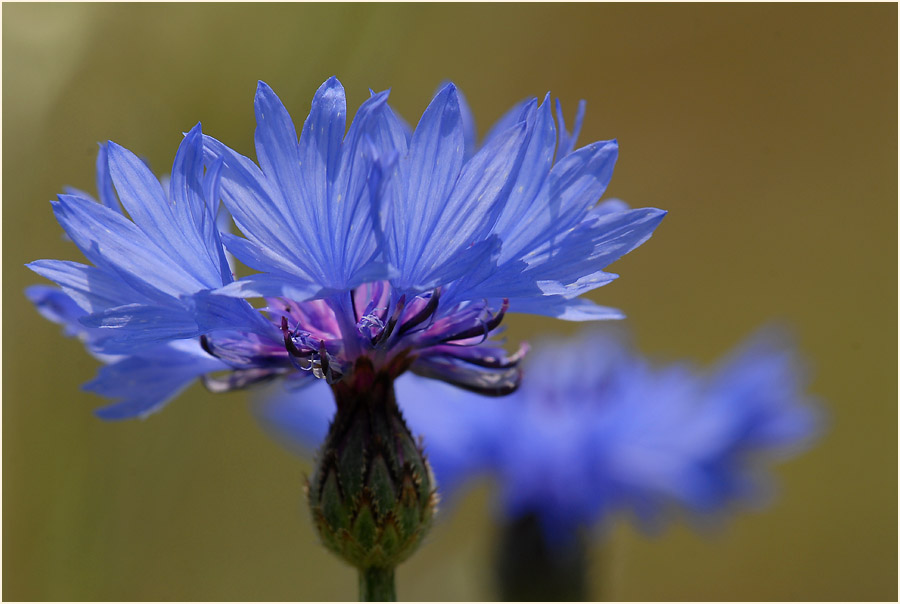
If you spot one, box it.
[359,567,397,601]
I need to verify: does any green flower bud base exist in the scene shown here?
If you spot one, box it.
[308,358,437,601]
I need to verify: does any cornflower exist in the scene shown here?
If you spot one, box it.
[27,77,665,599]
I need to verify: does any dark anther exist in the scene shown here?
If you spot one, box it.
[199,334,215,357]
[373,295,407,347]
[350,289,359,323]
[316,340,343,383]
[318,340,330,377]
[396,287,442,337]
[281,316,305,358]
[440,298,509,344]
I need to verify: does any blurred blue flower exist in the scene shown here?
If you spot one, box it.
[27,77,665,418]
[258,328,822,543]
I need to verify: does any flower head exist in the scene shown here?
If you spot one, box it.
[260,328,822,543]
[28,77,665,417]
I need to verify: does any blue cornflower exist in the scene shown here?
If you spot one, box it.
[259,328,822,541]
[25,77,667,588]
[28,76,664,412]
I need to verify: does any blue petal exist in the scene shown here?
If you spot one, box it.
[362,98,412,269]
[107,143,188,266]
[454,85,478,159]
[592,197,631,215]
[61,186,96,203]
[253,78,391,291]
[427,236,502,303]
[482,97,533,150]
[253,81,348,287]
[80,303,201,353]
[364,93,411,155]
[214,78,398,289]
[506,296,625,321]
[202,156,235,284]
[445,113,621,302]
[536,270,619,298]
[395,113,528,291]
[108,138,224,289]
[27,259,147,312]
[390,83,465,285]
[203,156,225,217]
[215,274,322,302]
[346,259,399,289]
[204,135,322,285]
[220,232,304,277]
[51,195,202,301]
[86,340,227,420]
[406,83,465,220]
[190,290,280,338]
[296,77,346,243]
[491,137,619,270]
[545,140,619,226]
[169,124,231,286]
[555,98,587,159]
[327,90,394,288]
[521,208,666,296]
[25,285,88,337]
[491,95,555,264]
[94,143,121,213]
[254,81,308,227]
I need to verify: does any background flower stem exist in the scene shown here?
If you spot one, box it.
[495,514,589,601]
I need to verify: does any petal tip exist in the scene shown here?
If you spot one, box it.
[319,75,345,95]
[182,122,203,143]
[255,81,279,105]
[105,140,125,155]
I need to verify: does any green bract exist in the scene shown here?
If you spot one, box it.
[307,359,437,570]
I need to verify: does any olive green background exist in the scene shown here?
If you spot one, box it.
[3,3,896,601]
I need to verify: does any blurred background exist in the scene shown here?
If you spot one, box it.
[3,3,896,601]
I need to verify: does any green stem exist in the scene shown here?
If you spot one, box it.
[359,567,397,602]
